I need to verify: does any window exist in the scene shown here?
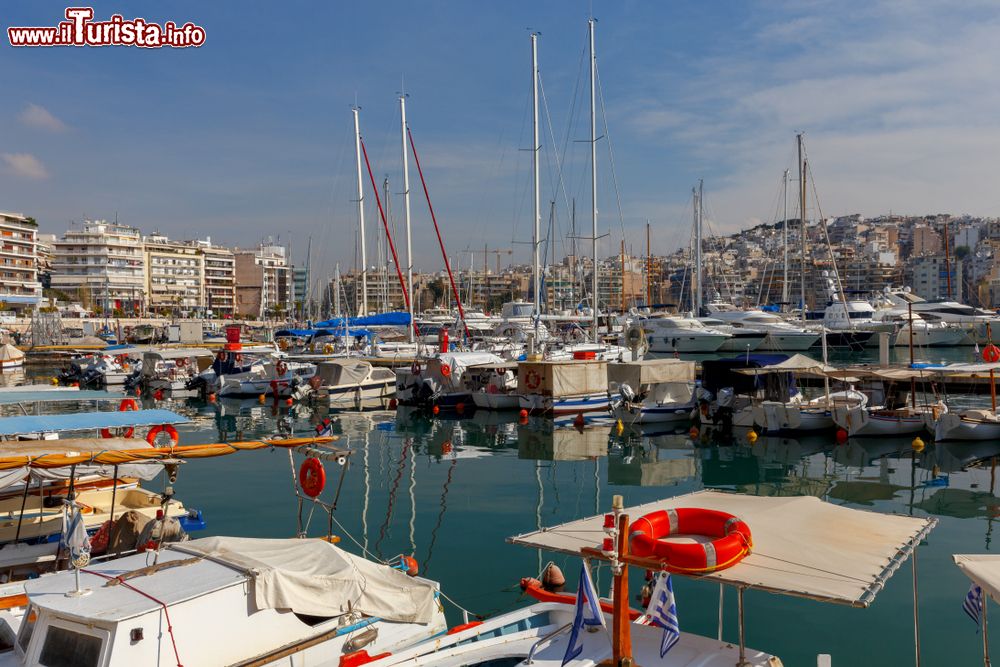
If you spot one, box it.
[16,605,37,654]
[38,624,104,667]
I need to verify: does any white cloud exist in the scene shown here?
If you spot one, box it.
[18,104,67,132]
[2,153,49,180]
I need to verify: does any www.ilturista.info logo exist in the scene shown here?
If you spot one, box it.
[8,7,206,48]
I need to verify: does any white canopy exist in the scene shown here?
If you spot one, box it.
[508,490,935,607]
[735,353,836,376]
[954,554,1000,604]
[176,536,439,624]
[607,359,695,386]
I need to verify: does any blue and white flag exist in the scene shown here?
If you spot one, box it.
[561,563,606,665]
[646,572,681,657]
[964,583,984,629]
[60,505,91,564]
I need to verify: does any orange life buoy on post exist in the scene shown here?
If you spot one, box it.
[629,507,752,574]
[984,344,1000,363]
[300,457,326,497]
[524,370,542,391]
[101,398,140,439]
[146,424,179,447]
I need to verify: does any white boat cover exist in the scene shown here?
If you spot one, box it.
[177,536,439,624]
[429,352,505,388]
[607,359,694,386]
[508,490,935,607]
[317,360,372,386]
[954,554,1000,604]
[0,344,23,362]
[0,437,163,490]
[735,353,836,376]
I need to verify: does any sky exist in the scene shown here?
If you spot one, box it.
[3,0,1000,285]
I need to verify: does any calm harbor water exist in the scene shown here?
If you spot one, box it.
[16,351,1000,665]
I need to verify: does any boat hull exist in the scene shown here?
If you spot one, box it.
[519,392,610,416]
[832,405,932,436]
[646,333,728,353]
[612,401,693,424]
[753,401,834,433]
[935,412,1000,441]
[471,391,521,410]
[756,332,820,351]
[326,380,396,409]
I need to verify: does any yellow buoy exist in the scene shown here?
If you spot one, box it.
[615,419,624,434]
[747,430,758,444]
[911,436,925,452]
[50,377,58,385]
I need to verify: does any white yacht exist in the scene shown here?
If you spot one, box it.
[697,317,767,352]
[871,309,968,347]
[642,315,730,353]
[883,287,1000,345]
[703,301,820,351]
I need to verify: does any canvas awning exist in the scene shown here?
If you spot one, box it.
[607,359,695,387]
[175,536,439,624]
[0,437,164,490]
[954,555,1000,604]
[143,347,214,360]
[0,409,188,436]
[508,490,935,607]
[734,353,835,376]
[316,360,372,386]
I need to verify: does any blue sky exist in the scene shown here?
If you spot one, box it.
[3,1,1000,282]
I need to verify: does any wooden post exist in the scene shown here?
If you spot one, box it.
[611,501,633,666]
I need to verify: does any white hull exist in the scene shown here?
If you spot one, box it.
[892,327,968,347]
[832,405,934,437]
[472,391,521,410]
[646,333,728,353]
[518,392,610,415]
[612,401,694,423]
[326,381,396,409]
[935,411,1000,441]
[716,333,767,352]
[753,401,834,433]
[756,331,820,351]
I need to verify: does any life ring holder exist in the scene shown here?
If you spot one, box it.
[629,507,752,574]
[101,398,139,439]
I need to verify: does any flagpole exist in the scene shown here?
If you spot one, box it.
[985,595,992,667]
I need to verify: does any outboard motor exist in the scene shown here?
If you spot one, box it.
[618,382,636,404]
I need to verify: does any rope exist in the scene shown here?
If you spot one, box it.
[83,567,183,667]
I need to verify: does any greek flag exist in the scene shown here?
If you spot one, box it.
[964,583,984,628]
[60,504,91,563]
[561,563,606,665]
[646,572,680,657]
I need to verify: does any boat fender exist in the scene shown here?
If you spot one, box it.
[300,457,326,497]
[344,628,379,653]
[541,562,565,591]
[101,398,140,439]
[446,621,484,635]
[629,507,752,574]
[324,344,334,354]
[146,424,179,448]
[402,555,419,577]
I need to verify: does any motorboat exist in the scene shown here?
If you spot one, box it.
[399,351,505,412]
[309,359,396,410]
[883,286,1000,345]
[469,362,521,410]
[609,358,696,424]
[215,358,317,398]
[517,357,609,415]
[870,309,968,347]
[814,298,882,350]
[930,363,1000,441]
[136,347,215,397]
[0,536,447,667]
[829,368,944,436]
[697,317,767,352]
[641,315,731,353]
[704,301,821,351]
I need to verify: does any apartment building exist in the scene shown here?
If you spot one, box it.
[0,212,41,312]
[234,245,291,319]
[51,221,145,314]
[144,234,204,316]
[197,240,236,317]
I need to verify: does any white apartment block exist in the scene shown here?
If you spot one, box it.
[0,212,41,312]
[51,221,145,314]
[196,239,236,317]
[143,234,204,316]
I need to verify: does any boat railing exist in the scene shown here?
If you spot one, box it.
[525,622,572,664]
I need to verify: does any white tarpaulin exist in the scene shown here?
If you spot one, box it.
[429,352,505,389]
[518,359,608,396]
[0,437,162,491]
[317,360,372,386]
[607,359,694,387]
[954,554,1000,604]
[508,490,935,607]
[176,536,439,624]
[735,353,836,376]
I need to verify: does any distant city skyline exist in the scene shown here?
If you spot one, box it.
[5,1,1000,282]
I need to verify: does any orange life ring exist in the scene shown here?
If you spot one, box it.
[176,357,186,367]
[101,398,139,439]
[300,457,326,497]
[984,344,1000,363]
[629,508,752,574]
[440,364,452,378]
[235,354,243,364]
[276,361,288,376]
[146,424,179,447]
[524,370,542,391]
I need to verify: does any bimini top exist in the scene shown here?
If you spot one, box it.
[734,353,837,376]
[508,490,935,608]
[0,409,188,436]
[954,554,1000,604]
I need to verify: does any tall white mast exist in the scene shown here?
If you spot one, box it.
[797,133,806,322]
[782,169,789,305]
[531,32,542,323]
[589,18,599,343]
[399,95,415,343]
[353,108,368,317]
[695,179,703,314]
